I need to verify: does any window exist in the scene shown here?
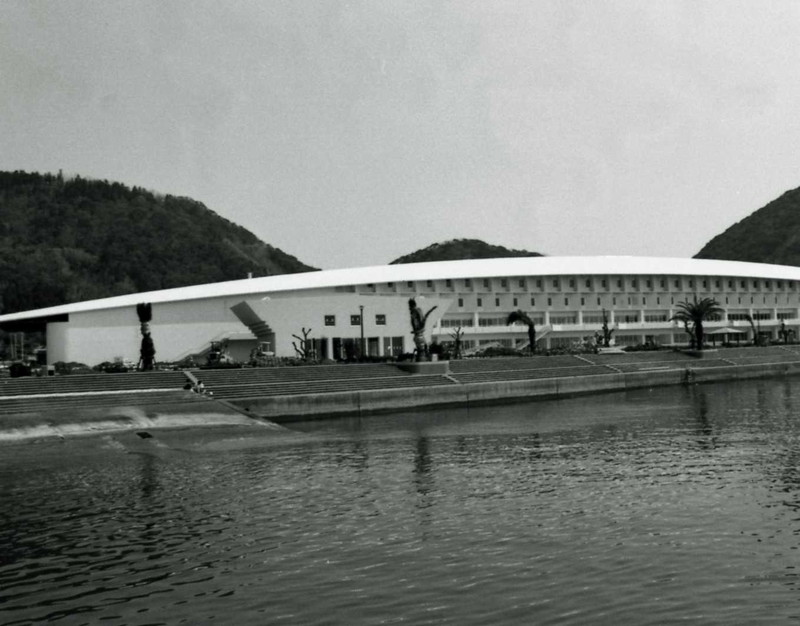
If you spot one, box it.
[458,298,464,307]
[617,279,623,289]
[536,279,543,289]
[615,312,640,323]
[583,312,605,324]
[501,279,508,288]
[426,280,433,288]
[553,279,560,289]
[324,315,336,326]
[660,279,665,289]
[585,279,591,288]
[646,279,651,289]
[564,298,569,306]
[441,318,474,327]
[518,279,525,288]
[465,279,472,288]
[728,280,733,289]
[477,298,483,307]
[495,298,500,307]
[387,282,394,288]
[350,315,361,326]
[569,279,575,288]
[688,280,694,288]
[601,279,607,289]
[674,279,680,288]
[513,297,518,307]
[632,280,638,289]
[530,297,536,306]
[445,279,452,288]
[580,297,585,306]
[597,297,601,305]
[483,279,490,288]
[375,314,386,325]
[702,280,707,289]
[547,297,552,306]
[715,280,720,289]
[741,280,746,288]
[479,316,517,327]
[407,281,414,288]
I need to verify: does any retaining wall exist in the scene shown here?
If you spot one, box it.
[231,361,800,422]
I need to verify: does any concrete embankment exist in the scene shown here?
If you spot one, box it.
[0,397,282,442]
[231,361,800,422]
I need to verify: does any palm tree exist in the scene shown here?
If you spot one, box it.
[507,310,537,354]
[136,302,156,370]
[671,297,723,351]
[744,313,761,346]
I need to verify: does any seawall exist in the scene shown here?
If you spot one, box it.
[230,361,800,422]
[0,397,283,442]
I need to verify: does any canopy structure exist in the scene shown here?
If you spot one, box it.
[706,327,747,335]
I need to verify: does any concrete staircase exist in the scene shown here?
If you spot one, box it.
[0,371,192,416]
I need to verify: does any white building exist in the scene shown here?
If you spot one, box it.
[2,256,799,365]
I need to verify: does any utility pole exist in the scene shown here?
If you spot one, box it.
[359,305,365,359]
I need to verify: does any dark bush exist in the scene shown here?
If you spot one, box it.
[53,361,91,375]
[622,343,663,352]
[9,362,32,378]
[92,361,129,373]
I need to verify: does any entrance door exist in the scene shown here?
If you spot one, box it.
[368,337,379,357]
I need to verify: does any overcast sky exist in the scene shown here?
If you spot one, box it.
[3,1,800,270]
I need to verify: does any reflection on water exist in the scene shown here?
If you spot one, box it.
[4,380,800,624]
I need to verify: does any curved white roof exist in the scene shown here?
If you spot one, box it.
[3,256,800,323]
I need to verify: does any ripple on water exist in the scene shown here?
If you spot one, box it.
[3,381,800,624]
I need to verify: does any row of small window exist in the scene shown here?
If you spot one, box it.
[324,314,386,326]
[457,296,672,308]
[364,277,797,292]
[458,293,796,308]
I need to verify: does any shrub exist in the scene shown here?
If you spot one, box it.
[622,343,663,352]
[92,361,129,373]
[9,362,32,378]
[475,346,522,358]
[52,361,91,375]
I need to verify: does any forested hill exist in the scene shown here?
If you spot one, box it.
[694,186,800,265]
[390,238,544,264]
[0,171,315,314]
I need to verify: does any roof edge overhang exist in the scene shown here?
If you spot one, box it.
[3,256,800,324]
[0,313,69,333]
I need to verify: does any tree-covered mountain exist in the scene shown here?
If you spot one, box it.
[390,239,544,264]
[695,186,800,265]
[0,170,315,314]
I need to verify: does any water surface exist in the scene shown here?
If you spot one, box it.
[3,379,800,624]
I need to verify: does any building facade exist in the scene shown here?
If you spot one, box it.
[2,256,799,366]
